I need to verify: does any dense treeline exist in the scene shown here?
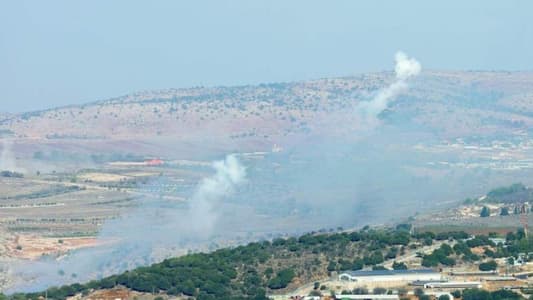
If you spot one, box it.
[5,227,531,300]
[463,182,533,205]
[4,227,424,300]
[0,170,23,178]
[420,229,532,270]
[461,288,522,300]
[0,185,82,201]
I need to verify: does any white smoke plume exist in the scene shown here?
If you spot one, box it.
[187,154,247,237]
[100,154,247,245]
[394,51,422,80]
[6,154,246,292]
[358,51,421,118]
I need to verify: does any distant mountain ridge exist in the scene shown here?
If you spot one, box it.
[1,71,533,144]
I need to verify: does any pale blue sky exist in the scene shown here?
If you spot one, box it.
[1,0,532,112]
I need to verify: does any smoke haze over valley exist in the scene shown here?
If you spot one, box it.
[3,57,533,291]
[1,2,533,297]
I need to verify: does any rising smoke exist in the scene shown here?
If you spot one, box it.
[186,154,247,238]
[6,52,467,295]
[5,53,424,292]
[3,49,525,296]
[7,154,247,292]
[358,51,421,119]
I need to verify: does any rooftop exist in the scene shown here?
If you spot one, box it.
[340,269,438,277]
[335,295,399,300]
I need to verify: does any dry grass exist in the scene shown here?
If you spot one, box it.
[6,234,100,260]
[78,172,130,183]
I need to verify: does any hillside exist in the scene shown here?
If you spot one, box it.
[2,71,533,146]
[6,225,531,300]
[0,227,448,299]
[3,71,533,299]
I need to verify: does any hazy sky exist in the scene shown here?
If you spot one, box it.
[1,0,532,112]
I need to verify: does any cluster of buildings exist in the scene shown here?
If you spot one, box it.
[338,269,441,284]
[338,269,484,289]
[277,269,491,300]
[320,268,506,300]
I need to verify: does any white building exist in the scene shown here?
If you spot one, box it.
[334,295,399,300]
[424,281,482,289]
[338,269,441,283]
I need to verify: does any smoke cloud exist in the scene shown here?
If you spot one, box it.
[358,51,421,119]
[6,154,247,292]
[394,51,422,80]
[187,154,247,237]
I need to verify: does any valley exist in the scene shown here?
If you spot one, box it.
[2,71,533,296]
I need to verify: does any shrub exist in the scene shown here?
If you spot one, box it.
[479,260,498,271]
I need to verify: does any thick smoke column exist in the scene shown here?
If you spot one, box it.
[359,51,421,118]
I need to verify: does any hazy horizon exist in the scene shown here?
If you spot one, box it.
[2,2,533,294]
[1,0,533,112]
[4,69,531,115]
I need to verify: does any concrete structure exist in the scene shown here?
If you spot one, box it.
[410,280,447,287]
[451,270,497,276]
[424,281,482,289]
[338,269,441,283]
[334,295,399,300]
[482,276,516,281]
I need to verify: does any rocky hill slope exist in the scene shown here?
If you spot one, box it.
[2,71,533,147]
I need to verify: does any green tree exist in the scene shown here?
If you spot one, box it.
[414,288,425,297]
[327,261,337,272]
[451,290,461,299]
[480,206,491,218]
[264,267,273,278]
[267,269,295,289]
[500,207,509,216]
[514,206,520,215]
[392,261,408,270]
[353,287,369,295]
[397,288,408,296]
[479,260,498,271]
